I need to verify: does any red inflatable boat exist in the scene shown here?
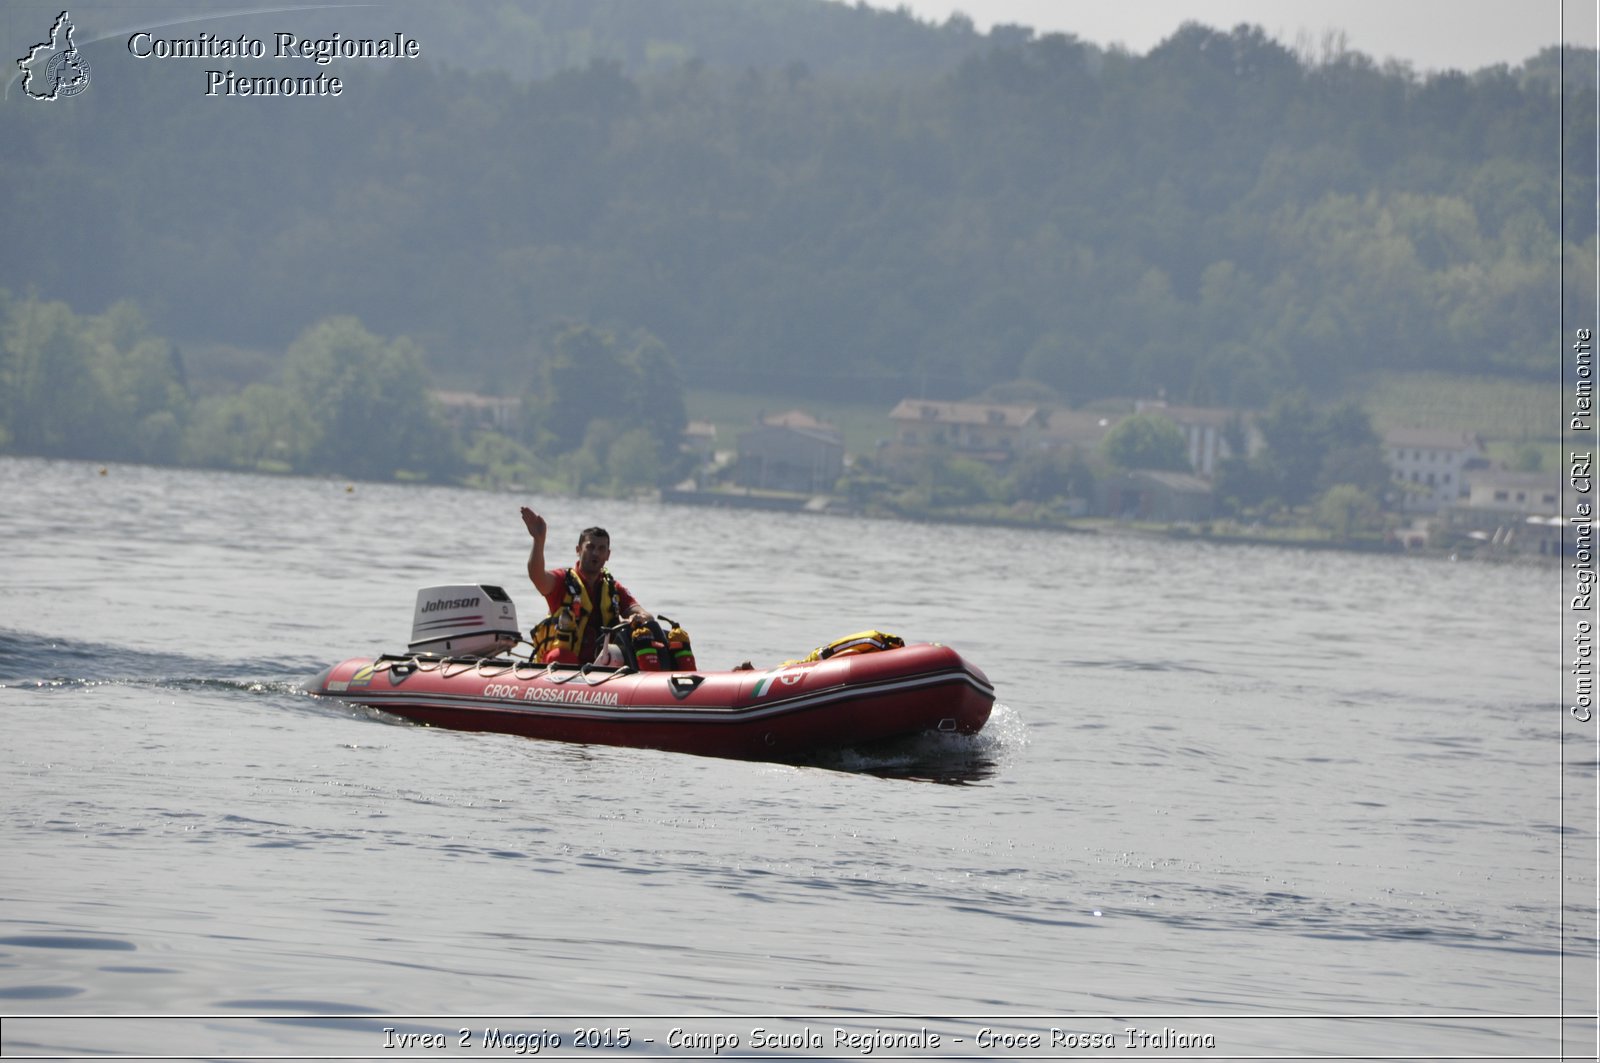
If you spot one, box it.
[309,585,994,761]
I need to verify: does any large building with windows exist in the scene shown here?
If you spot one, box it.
[879,399,1045,475]
[1384,428,1485,512]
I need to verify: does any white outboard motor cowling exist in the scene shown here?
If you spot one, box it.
[408,584,520,657]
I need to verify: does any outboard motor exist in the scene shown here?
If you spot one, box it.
[407,584,520,658]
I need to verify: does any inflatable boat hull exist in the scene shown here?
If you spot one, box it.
[310,642,993,761]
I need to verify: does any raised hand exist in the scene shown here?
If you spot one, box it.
[520,506,547,541]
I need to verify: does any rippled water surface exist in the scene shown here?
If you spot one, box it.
[0,457,1587,1057]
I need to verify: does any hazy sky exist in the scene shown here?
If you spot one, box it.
[871,0,1595,73]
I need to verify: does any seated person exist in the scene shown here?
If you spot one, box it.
[521,506,657,666]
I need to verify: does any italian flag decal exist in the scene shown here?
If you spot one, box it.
[752,670,788,698]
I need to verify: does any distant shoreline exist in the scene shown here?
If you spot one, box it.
[656,484,1555,565]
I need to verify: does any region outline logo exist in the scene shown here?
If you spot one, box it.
[17,10,90,100]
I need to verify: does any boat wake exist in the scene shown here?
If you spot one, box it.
[811,702,1026,784]
[0,629,327,705]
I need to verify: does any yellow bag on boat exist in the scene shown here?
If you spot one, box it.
[785,629,904,666]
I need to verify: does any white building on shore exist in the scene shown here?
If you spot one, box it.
[1384,428,1484,513]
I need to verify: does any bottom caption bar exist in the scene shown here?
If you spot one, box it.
[0,1013,1582,1059]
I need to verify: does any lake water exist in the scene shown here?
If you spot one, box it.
[0,456,1591,1059]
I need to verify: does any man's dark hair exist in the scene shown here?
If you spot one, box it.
[577,526,609,547]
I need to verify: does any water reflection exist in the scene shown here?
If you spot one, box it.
[804,716,1016,784]
[851,750,999,785]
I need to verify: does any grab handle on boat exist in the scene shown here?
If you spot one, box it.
[668,674,705,700]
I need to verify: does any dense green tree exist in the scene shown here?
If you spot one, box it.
[620,335,689,453]
[531,325,627,454]
[1314,483,1384,539]
[464,431,542,490]
[181,383,311,473]
[1239,394,1390,510]
[0,295,102,457]
[607,427,663,489]
[86,303,192,464]
[524,323,688,483]
[1004,445,1093,503]
[557,423,610,495]
[895,450,1001,510]
[1100,414,1191,472]
[0,294,189,462]
[281,317,462,481]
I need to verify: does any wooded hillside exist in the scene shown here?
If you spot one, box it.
[3,2,1591,413]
